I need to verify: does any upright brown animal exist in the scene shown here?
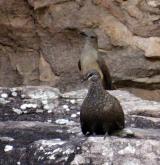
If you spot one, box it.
[80,70,124,136]
[78,36,113,90]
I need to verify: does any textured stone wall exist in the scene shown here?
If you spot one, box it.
[0,0,160,91]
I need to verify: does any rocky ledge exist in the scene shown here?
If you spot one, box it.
[0,86,160,165]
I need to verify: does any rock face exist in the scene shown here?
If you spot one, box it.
[0,86,160,164]
[0,0,160,91]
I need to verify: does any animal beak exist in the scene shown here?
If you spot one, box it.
[81,76,87,83]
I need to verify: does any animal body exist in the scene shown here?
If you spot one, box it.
[80,70,124,135]
[78,36,113,90]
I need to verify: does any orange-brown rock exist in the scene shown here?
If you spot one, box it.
[0,0,160,91]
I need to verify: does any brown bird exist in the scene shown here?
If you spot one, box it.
[80,70,124,136]
[78,36,113,90]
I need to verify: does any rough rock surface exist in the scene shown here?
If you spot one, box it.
[0,0,160,91]
[0,86,160,164]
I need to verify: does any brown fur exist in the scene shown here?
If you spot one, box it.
[80,70,124,135]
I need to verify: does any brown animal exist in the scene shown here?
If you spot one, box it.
[78,36,113,90]
[80,70,124,136]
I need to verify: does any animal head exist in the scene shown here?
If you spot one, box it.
[83,70,101,82]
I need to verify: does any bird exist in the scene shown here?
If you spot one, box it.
[80,70,124,136]
[78,35,113,90]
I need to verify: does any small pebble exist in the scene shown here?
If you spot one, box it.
[12,108,22,115]
[71,114,77,118]
[11,92,17,97]
[39,146,44,150]
[20,103,37,110]
[26,104,32,108]
[77,146,80,150]
[0,137,14,142]
[70,99,76,104]
[11,88,16,92]
[42,100,48,105]
[48,109,52,113]
[27,104,37,109]
[4,145,13,152]
[55,119,69,125]
[63,105,69,109]
[66,108,70,112]
[32,104,37,108]
[20,104,27,110]
[17,162,21,165]
[76,112,80,115]
[47,119,52,123]
[0,98,10,104]
[36,109,44,113]
[21,94,25,98]
[44,105,50,110]
[1,93,8,99]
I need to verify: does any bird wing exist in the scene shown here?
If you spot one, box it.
[97,55,113,90]
[78,60,81,71]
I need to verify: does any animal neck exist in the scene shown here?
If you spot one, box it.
[87,80,106,99]
[80,38,98,62]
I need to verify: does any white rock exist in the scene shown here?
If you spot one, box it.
[76,112,80,115]
[103,163,109,165]
[26,104,32,108]
[0,136,14,142]
[44,105,50,110]
[11,92,17,97]
[11,88,16,92]
[70,99,76,104]
[66,108,70,112]
[63,105,69,109]
[26,103,37,109]
[52,148,62,154]
[32,104,37,108]
[0,98,10,104]
[47,119,52,123]
[49,155,55,160]
[36,109,44,113]
[63,105,70,111]
[71,114,77,118]
[39,146,44,150]
[40,139,66,146]
[17,162,21,165]
[48,109,52,113]
[42,100,48,105]
[4,145,13,152]
[21,94,25,98]
[1,93,8,98]
[55,119,69,125]
[63,148,74,155]
[12,108,22,115]
[20,104,27,110]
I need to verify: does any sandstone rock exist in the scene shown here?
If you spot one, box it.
[39,54,59,86]
[123,88,160,102]
[100,47,160,89]
[0,0,160,90]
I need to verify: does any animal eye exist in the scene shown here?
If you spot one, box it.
[87,72,94,78]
